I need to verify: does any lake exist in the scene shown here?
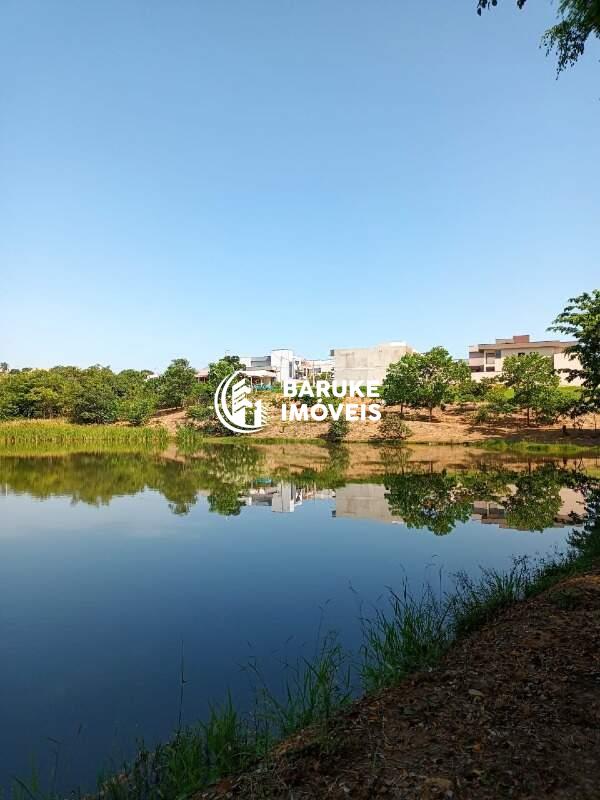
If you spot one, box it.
[0,441,596,793]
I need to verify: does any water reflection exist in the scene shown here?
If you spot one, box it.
[0,442,595,533]
[1,441,597,792]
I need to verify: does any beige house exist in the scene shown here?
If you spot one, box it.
[331,341,415,384]
[468,334,582,386]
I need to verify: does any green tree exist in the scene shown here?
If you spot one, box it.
[549,289,600,412]
[477,0,600,74]
[0,362,8,373]
[188,355,244,434]
[414,347,466,422]
[69,367,119,424]
[158,358,197,409]
[26,387,61,419]
[502,353,560,425]
[118,395,157,426]
[381,353,421,415]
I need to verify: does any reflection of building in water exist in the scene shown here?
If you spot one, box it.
[334,484,586,529]
[242,481,334,513]
[333,484,401,523]
[471,488,585,529]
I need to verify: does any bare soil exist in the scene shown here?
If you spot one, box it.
[152,402,600,447]
[198,566,600,800]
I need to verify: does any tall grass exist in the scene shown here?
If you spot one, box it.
[0,422,168,454]
[250,633,352,739]
[360,585,448,692]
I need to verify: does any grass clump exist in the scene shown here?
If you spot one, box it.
[251,633,352,739]
[102,697,254,800]
[360,585,449,692]
[449,558,532,637]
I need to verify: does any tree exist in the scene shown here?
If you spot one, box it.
[0,362,8,373]
[549,289,600,412]
[414,347,467,422]
[69,367,119,424]
[382,348,469,421]
[502,353,560,425]
[477,0,600,74]
[158,358,197,409]
[187,355,244,434]
[118,395,157,426]
[381,353,421,415]
[26,387,61,419]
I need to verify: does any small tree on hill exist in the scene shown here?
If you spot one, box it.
[502,353,560,426]
[381,353,421,416]
[414,347,467,421]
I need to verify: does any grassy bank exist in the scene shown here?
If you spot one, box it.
[14,479,599,800]
[478,437,600,456]
[0,422,168,454]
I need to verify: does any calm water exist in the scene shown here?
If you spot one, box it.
[0,442,595,792]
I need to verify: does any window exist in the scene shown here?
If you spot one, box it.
[495,350,501,358]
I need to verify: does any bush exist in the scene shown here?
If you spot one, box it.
[118,396,156,426]
[378,411,412,440]
[326,417,350,443]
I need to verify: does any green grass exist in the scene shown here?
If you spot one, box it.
[478,438,600,455]
[360,584,448,692]
[0,422,168,454]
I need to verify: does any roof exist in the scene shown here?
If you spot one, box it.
[471,339,574,351]
[243,369,277,379]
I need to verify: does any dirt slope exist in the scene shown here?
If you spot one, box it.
[152,402,600,447]
[199,568,600,800]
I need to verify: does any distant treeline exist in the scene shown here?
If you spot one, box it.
[0,358,200,425]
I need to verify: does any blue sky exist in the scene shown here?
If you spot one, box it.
[1,1,598,372]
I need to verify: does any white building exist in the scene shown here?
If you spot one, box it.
[240,348,298,383]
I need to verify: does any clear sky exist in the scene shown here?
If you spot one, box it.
[1,1,598,372]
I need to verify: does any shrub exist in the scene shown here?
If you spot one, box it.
[326,417,350,443]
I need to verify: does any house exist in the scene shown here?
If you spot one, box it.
[468,334,582,386]
[297,357,334,380]
[331,341,415,384]
[240,348,298,383]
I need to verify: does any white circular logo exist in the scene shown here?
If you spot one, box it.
[214,370,267,434]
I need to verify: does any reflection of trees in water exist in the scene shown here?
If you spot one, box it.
[383,472,473,535]
[0,446,593,526]
[383,464,589,534]
[0,443,266,517]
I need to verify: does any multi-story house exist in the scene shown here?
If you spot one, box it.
[468,334,582,385]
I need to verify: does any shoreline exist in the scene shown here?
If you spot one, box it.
[1,418,599,456]
[87,492,599,800]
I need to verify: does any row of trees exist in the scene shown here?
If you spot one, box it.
[0,358,201,425]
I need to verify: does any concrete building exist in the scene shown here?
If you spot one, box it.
[240,348,299,383]
[331,341,415,385]
[468,334,582,386]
